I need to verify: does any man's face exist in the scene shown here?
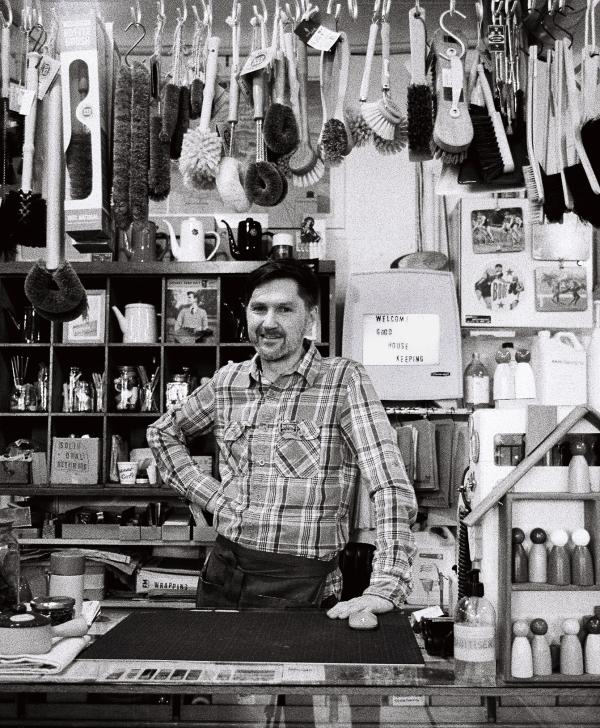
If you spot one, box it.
[187,293,195,304]
[495,266,503,277]
[246,278,317,365]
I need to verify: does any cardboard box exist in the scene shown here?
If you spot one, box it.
[161,506,192,541]
[140,526,162,541]
[135,558,200,594]
[0,460,30,484]
[59,11,112,247]
[50,437,100,485]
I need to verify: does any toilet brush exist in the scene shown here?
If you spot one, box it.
[180,36,222,189]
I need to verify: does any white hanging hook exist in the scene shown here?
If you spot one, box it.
[347,0,357,19]
[176,0,188,25]
[438,7,466,58]
[285,0,301,21]
[130,0,142,24]
[381,0,391,22]
[414,0,422,16]
[372,0,381,23]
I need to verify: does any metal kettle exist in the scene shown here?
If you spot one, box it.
[222,218,264,260]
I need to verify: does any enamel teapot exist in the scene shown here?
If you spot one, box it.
[162,217,221,262]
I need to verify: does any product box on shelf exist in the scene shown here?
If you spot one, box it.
[61,505,135,539]
[135,557,200,594]
[59,10,112,247]
[50,437,100,485]
[0,459,30,484]
[161,506,193,541]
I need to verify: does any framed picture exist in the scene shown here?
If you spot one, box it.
[62,290,106,343]
[166,279,218,344]
[460,201,593,328]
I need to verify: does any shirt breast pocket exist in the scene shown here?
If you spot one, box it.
[275,420,321,478]
[221,421,250,475]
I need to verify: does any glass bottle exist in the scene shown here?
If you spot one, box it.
[0,516,21,611]
[114,366,140,411]
[22,305,40,343]
[464,353,490,409]
[453,569,497,685]
[36,363,48,412]
[74,379,94,412]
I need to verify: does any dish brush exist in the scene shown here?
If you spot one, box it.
[321,32,351,164]
[407,4,433,159]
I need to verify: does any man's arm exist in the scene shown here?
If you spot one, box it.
[336,364,417,610]
[146,376,221,510]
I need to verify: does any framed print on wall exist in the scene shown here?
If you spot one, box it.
[62,290,106,343]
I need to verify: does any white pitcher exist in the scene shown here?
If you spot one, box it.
[163,217,221,262]
[112,303,157,343]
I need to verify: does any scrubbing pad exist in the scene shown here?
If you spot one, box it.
[264,103,299,155]
[24,261,88,322]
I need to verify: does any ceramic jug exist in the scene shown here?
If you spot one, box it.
[221,218,264,260]
[162,218,221,262]
[112,303,157,343]
[119,220,158,263]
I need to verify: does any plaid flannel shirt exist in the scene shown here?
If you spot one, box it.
[147,343,417,606]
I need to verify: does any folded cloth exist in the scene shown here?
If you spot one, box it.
[0,636,91,676]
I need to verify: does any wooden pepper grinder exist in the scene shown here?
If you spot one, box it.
[560,618,584,675]
[571,528,595,587]
[568,440,591,493]
[529,528,548,583]
[585,614,600,675]
[511,620,533,678]
[548,529,571,586]
[512,528,529,583]
[530,618,552,676]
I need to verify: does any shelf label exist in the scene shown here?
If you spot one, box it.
[362,314,440,366]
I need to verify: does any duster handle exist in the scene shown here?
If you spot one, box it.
[46,73,65,271]
[1,25,10,99]
[359,22,378,103]
[199,36,221,132]
[21,52,40,193]
[283,28,300,125]
[333,32,350,121]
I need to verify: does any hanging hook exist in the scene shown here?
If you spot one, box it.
[285,0,300,22]
[371,0,381,23]
[438,7,467,58]
[381,0,391,22]
[176,0,188,25]
[124,21,146,66]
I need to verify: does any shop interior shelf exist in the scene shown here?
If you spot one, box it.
[19,539,215,547]
[509,492,600,501]
[0,487,173,496]
[511,583,600,591]
[101,598,195,609]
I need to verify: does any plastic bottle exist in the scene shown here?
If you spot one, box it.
[453,569,497,685]
[587,301,600,410]
[514,349,536,400]
[49,550,85,615]
[493,348,514,404]
[464,353,490,409]
[531,331,586,405]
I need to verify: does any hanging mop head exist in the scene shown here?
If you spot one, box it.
[24,261,88,322]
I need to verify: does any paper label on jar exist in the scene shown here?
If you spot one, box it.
[465,376,489,405]
[453,624,495,662]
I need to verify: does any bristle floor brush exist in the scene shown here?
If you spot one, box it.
[180,36,223,189]
[407,5,433,159]
[129,62,151,222]
[289,40,324,187]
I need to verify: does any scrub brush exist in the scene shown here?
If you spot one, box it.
[321,32,351,164]
[289,39,324,187]
[148,30,171,202]
[112,63,132,230]
[407,4,433,160]
[180,36,223,190]
[170,84,190,160]
[345,12,379,147]
[129,62,151,222]
[522,45,544,222]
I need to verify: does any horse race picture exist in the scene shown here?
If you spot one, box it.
[535,268,588,313]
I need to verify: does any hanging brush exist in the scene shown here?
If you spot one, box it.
[264,1,299,155]
[189,4,206,120]
[289,33,324,187]
[112,63,133,230]
[321,32,351,164]
[553,40,573,214]
[540,49,565,223]
[345,4,379,147]
[148,5,171,201]
[65,59,93,200]
[407,3,433,160]
[0,9,14,256]
[468,64,514,181]
[522,45,544,223]
[216,0,252,212]
[372,10,407,154]
[2,51,46,247]
[430,9,472,165]
[180,35,223,189]
[130,61,151,221]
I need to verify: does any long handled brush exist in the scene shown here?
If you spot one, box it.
[289,38,324,187]
[3,52,46,246]
[372,15,407,154]
[180,36,223,189]
[321,32,351,164]
[540,49,565,223]
[345,15,377,147]
[522,45,544,223]
[407,4,433,160]
[112,63,133,231]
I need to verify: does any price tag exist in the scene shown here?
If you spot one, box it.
[294,16,340,51]
[9,83,35,115]
[240,48,272,76]
[487,24,505,52]
[37,56,61,99]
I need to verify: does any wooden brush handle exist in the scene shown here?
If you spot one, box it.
[252,70,265,121]
[296,40,310,144]
[359,22,378,103]
[408,6,426,86]
[46,73,65,271]
[21,52,40,194]
[554,40,573,210]
[228,24,240,124]
[283,29,301,127]
[274,50,286,105]
[380,20,391,91]
[333,32,350,121]
[199,36,221,132]
[1,25,9,99]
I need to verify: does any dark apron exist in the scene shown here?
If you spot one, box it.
[197,535,338,610]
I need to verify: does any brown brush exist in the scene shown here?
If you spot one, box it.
[170,84,191,160]
[65,59,92,200]
[148,44,170,201]
[129,62,151,221]
[321,32,351,164]
[112,63,133,230]
[289,39,324,187]
[407,4,433,160]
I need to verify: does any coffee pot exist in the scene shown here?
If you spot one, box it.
[119,220,158,263]
[162,217,221,262]
[222,218,265,260]
[111,303,157,343]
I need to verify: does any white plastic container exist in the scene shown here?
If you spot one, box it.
[514,349,536,400]
[531,331,586,406]
[587,301,600,410]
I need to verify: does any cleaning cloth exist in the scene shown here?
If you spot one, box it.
[0,636,91,676]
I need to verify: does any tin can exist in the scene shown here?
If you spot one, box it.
[30,596,75,625]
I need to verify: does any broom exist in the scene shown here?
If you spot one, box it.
[2,52,46,247]
[407,4,433,160]
[289,38,324,187]
[180,36,222,190]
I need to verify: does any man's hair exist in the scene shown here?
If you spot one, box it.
[246,260,319,308]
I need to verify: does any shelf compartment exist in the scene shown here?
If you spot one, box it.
[108,277,162,344]
[0,279,51,344]
[0,415,48,460]
[51,347,106,414]
[0,347,50,412]
[165,277,219,345]
[0,486,170,496]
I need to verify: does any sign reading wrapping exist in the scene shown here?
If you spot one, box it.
[362,314,440,366]
[50,437,100,484]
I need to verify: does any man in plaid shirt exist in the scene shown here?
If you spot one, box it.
[147,260,417,621]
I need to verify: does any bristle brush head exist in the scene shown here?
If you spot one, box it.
[321,119,348,164]
[345,104,372,146]
[407,83,433,154]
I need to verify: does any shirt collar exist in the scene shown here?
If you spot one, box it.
[248,341,321,387]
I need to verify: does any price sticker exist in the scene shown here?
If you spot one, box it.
[240,48,272,76]
[37,56,61,99]
[294,15,340,51]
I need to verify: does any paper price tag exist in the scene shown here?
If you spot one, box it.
[294,16,340,51]
[12,85,35,115]
[37,56,61,99]
[487,24,505,52]
[8,83,24,113]
[240,48,272,76]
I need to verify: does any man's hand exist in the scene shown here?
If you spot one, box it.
[326,595,394,620]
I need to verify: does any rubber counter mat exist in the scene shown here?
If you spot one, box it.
[82,610,423,665]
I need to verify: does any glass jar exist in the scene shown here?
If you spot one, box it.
[10,383,38,412]
[22,305,40,343]
[166,373,191,411]
[0,516,20,611]
[73,380,94,412]
[114,366,140,411]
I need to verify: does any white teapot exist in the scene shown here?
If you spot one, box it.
[163,217,221,262]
